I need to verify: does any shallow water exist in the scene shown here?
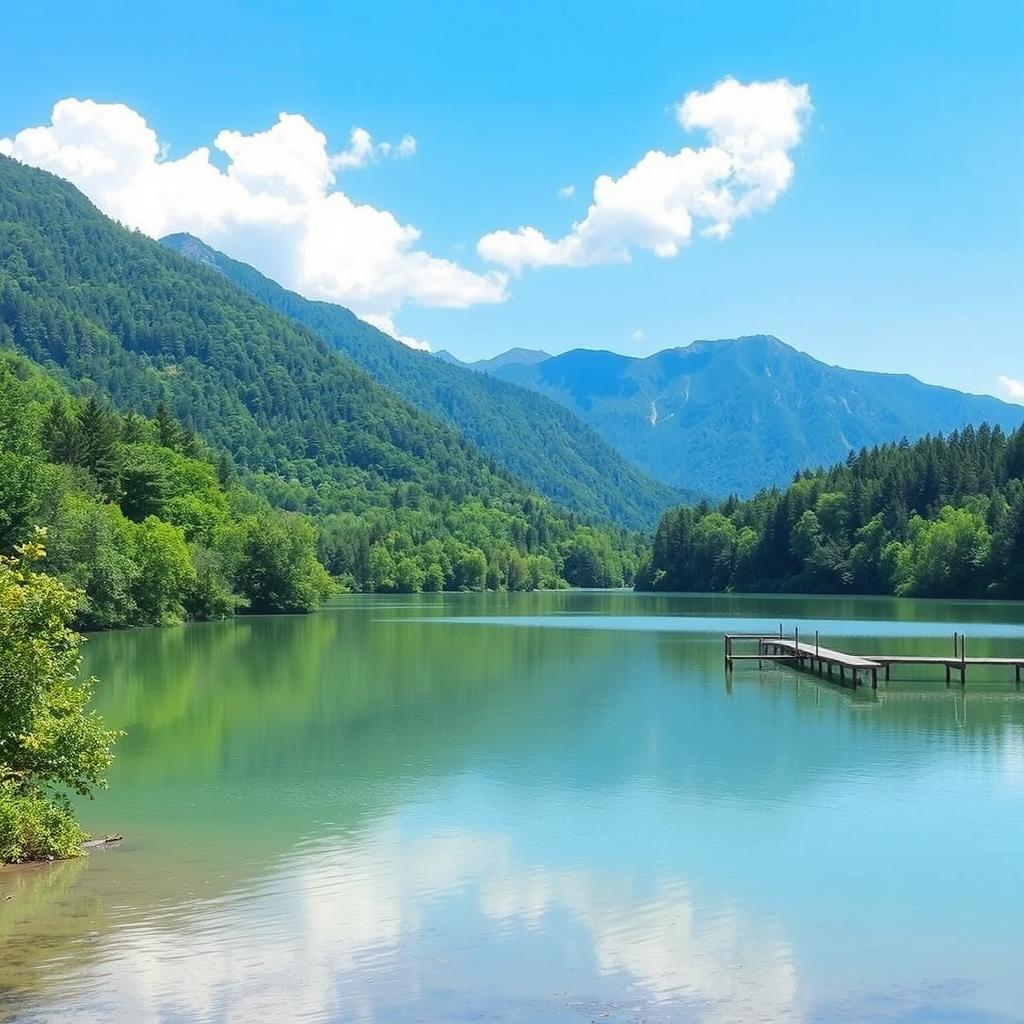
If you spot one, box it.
[2,591,1023,1023]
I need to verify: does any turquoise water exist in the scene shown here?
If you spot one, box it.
[2,591,1023,1023]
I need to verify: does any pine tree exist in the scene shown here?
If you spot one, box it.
[79,398,122,502]
[42,400,86,466]
[154,402,180,450]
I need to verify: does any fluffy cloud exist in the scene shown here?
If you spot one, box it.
[0,99,506,345]
[997,376,1024,402]
[478,77,812,272]
[557,184,575,199]
[330,126,416,170]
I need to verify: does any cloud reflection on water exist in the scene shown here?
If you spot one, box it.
[19,821,798,1023]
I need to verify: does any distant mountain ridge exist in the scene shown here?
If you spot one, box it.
[470,336,1024,497]
[474,347,552,372]
[162,233,684,527]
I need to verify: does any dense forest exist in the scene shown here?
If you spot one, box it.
[0,156,640,603]
[162,233,683,528]
[637,424,1024,598]
[0,352,333,628]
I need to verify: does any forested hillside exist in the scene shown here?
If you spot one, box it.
[479,336,1024,497]
[0,352,332,627]
[0,156,640,594]
[161,233,682,527]
[637,425,1024,598]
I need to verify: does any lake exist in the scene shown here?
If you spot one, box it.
[2,591,1024,1023]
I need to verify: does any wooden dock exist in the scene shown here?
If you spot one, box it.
[724,628,1024,689]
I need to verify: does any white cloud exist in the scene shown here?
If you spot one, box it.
[362,312,430,351]
[557,184,575,199]
[478,77,812,272]
[631,329,645,341]
[330,126,416,170]
[0,99,506,346]
[997,376,1024,402]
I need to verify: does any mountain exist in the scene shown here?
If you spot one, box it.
[433,350,468,367]
[473,347,551,372]
[161,233,681,528]
[476,336,1024,497]
[0,155,644,592]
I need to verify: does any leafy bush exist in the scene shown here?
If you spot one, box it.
[0,785,86,862]
[0,531,119,862]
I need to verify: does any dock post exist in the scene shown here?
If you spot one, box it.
[954,631,959,658]
[885,663,890,682]
[961,635,967,687]
[871,667,877,689]
[1016,664,1021,687]
[945,664,951,686]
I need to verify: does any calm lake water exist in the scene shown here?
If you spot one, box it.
[2,591,1024,1023]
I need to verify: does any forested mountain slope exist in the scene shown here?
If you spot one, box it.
[0,352,332,627]
[161,233,682,528]
[637,424,1024,598]
[479,336,1024,497]
[0,155,641,592]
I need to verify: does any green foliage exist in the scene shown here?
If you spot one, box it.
[0,786,86,862]
[0,352,331,625]
[0,533,118,862]
[223,513,334,613]
[639,424,1024,599]
[560,528,631,588]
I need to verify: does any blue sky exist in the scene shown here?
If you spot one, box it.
[2,0,1021,399]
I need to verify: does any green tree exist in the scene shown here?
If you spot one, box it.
[453,547,487,591]
[395,556,425,593]
[0,531,119,862]
[562,530,622,588]
[154,402,180,450]
[226,513,334,613]
[78,398,122,501]
[422,562,445,592]
[42,399,86,467]
[897,506,992,597]
[131,517,196,624]
[368,543,398,593]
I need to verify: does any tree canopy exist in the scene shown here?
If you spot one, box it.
[638,424,1024,599]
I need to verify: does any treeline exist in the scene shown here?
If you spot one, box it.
[0,354,333,627]
[317,504,637,594]
[638,424,1024,599]
[1,353,639,621]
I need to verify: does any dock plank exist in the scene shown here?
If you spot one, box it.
[769,639,880,669]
